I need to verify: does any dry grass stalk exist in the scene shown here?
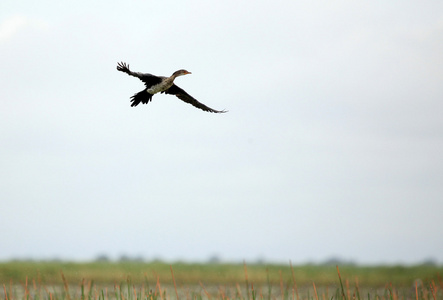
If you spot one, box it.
[60,271,71,300]
[24,276,29,300]
[199,281,211,299]
[336,266,346,300]
[415,281,418,300]
[219,286,226,300]
[235,283,243,299]
[346,279,350,300]
[3,284,8,300]
[170,266,179,300]
[289,261,300,300]
[429,283,436,300]
[313,282,319,300]
[279,271,284,300]
[156,273,162,300]
[244,261,250,300]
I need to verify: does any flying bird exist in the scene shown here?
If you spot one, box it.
[116,62,226,113]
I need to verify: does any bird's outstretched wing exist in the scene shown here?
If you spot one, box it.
[163,84,227,113]
[117,62,162,88]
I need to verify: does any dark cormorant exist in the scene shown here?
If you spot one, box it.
[117,62,226,113]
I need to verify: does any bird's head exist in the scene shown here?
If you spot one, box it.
[172,69,192,77]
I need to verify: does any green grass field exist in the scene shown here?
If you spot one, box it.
[1,261,442,300]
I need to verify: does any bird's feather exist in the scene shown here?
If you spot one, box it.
[130,89,153,107]
[117,62,162,88]
[163,84,226,113]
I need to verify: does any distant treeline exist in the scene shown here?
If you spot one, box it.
[8,254,439,267]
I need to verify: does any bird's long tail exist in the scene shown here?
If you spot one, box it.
[130,90,153,107]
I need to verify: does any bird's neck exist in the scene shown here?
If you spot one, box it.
[164,75,176,86]
[170,73,181,80]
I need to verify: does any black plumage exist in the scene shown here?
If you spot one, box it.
[117,62,226,113]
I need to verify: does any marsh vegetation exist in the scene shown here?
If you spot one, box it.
[1,262,442,300]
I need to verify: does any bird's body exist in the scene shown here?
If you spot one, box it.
[146,76,172,94]
[116,62,226,113]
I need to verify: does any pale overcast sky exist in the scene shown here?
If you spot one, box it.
[1,0,443,264]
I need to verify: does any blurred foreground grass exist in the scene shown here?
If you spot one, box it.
[1,262,442,300]
[1,261,442,286]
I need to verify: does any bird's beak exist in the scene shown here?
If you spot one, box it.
[186,71,192,74]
